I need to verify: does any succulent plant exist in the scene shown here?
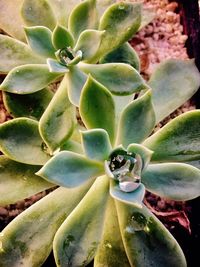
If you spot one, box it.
[0,55,200,266]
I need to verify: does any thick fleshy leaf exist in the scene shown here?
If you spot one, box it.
[116,201,187,267]
[149,59,200,123]
[127,144,153,171]
[0,64,62,94]
[142,163,200,201]
[37,151,104,187]
[0,118,51,165]
[81,129,112,161]
[66,66,87,106]
[0,180,92,267]
[94,197,131,267]
[0,156,54,206]
[91,2,141,62]
[79,62,146,96]
[68,0,98,41]
[21,0,56,30]
[113,94,134,122]
[24,26,55,58]
[110,180,145,206]
[0,0,25,41]
[96,0,115,16]
[100,42,140,71]
[144,110,200,162]
[52,24,74,50]
[53,175,109,267]
[0,34,44,73]
[60,140,83,154]
[75,30,104,62]
[47,58,69,73]
[2,88,53,120]
[139,7,155,30]
[39,77,76,153]
[117,91,155,147]
[80,76,115,143]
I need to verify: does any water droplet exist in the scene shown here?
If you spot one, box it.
[28,7,32,11]
[119,181,140,192]
[104,241,112,249]
[118,4,125,10]
[129,212,148,231]
[57,47,82,66]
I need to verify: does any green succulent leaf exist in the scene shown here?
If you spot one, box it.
[21,0,56,30]
[110,180,145,206]
[47,58,69,73]
[65,66,87,106]
[0,0,25,41]
[53,175,109,267]
[0,118,51,165]
[96,0,115,16]
[68,0,98,41]
[81,129,112,161]
[24,26,56,58]
[60,140,83,154]
[37,151,104,187]
[139,7,155,30]
[2,88,53,120]
[0,34,44,73]
[0,156,54,206]
[116,201,187,267]
[80,75,115,144]
[92,2,141,62]
[0,64,62,94]
[79,62,146,96]
[117,91,155,147]
[39,77,76,154]
[149,59,200,123]
[100,42,140,71]
[144,110,200,162]
[127,144,153,171]
[94,196,131,267]
[142,163,200,201]
[75,30,105,62]
[0,180,92,267]
[113,95,134,122]
[52,24,74,50]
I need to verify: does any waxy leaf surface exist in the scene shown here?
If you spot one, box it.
[80,76,115,143]
[52,25,74,50]
[37,151,104,187]
[117,91,155,147]
[53,176,109,267]
[116,201,187,267]
[0,64,62,94]
[142,163,200,201]
[0,181,92,267]
[0,156,54,206]
[144,110,200,162]
[0,118,51,165]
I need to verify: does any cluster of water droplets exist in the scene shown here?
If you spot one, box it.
[57,47,82,66]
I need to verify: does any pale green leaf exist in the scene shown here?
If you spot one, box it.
[0,156,54,206]
[0,180,92,267]
[47,58,69,73]
[142,163,200,201]
[79,62,146,95]
[91,2,142,62]
[65,66,87,106]
[144,110,200,162]
[60,140,83,154]
[21,0,56,30]
[0,34,44,73]
[37,151,104,187]
[81,129,112,161]
[68,0,98,41]
[0,118,51,165]
[117,91,155,147]
[100,42,140,71]
[80,76,115,144]
[39,77,76,153]
[0,64,62,94]
[116,201,187,267]
[94,196,131,267]
[24,26,56,58]
[2,88,53,120]
[52,24,74,50]
[149,59,200,123]
[75,30,105,62]
[53,175,109,267]
[139,7,155,30]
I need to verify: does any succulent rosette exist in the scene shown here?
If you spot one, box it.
[0,59,200,266]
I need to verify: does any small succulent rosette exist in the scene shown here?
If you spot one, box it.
[1,71,200,266]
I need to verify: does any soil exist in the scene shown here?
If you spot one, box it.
[0,0,199,266]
